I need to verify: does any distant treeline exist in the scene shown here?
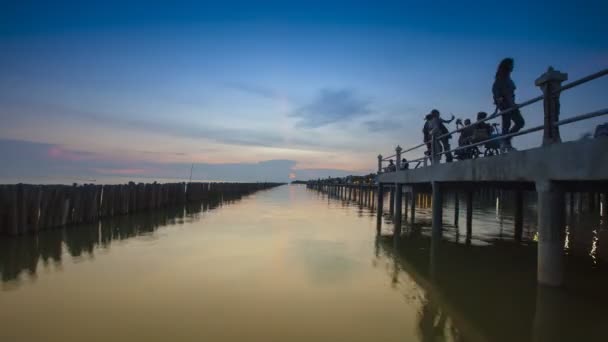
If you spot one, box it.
[0,182,283,236]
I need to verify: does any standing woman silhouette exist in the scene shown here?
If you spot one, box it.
[492,58,525,151]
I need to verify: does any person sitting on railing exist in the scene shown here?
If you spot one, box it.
[493,58,525,152]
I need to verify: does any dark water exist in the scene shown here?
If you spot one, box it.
[1,185,607,341]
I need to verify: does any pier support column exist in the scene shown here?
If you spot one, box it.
[376,184,384,234]
[466,191,473,244]
[359,185,363,205]
[404,190,409,220]
[432,182,443,240]
[515,191,524,242]
[536,181,565,287]
[394,184,403,236]
[602,193,607,218]
[453,192,459,227]
[410,191,416,225]
[389,186,395,216]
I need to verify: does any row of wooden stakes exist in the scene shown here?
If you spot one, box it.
[0,182,283,236]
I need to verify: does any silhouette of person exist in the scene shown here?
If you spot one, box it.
[493,58,525,151]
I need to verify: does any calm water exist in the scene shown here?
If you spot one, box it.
[1,185,607,341]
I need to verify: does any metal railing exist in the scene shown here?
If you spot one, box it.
[377,67,608,173]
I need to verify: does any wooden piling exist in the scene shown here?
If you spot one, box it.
[514,191,524,242]
[466,191,473,245]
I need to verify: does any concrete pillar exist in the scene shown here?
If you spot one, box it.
[394,184,403,236]
[453,192,459,227]
[432,182,443,240]
[359,185,364,205]
[376,184,384,234]
[536,181,565,286]
[466,191,473,244]
[410,191,416,225]
[404,191,409,220]
[515,191,524,242]
[535,67,568,146]
[389,187,395,216]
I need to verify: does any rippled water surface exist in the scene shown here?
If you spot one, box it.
[1,185,607,341]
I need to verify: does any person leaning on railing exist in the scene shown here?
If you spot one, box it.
[493,58,525,152]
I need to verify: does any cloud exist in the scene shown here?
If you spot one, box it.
[363,119,406,132]
[0,98,287,148]
[223,82,283,100]
[291,89,372,128]
[92,168,147,175]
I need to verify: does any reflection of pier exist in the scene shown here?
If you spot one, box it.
[0,192,238,287]
[375,234,608,341]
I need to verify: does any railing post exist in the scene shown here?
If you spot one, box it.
[377,154,383,173]
[535,67,568,146]
[430,133,438,164]
[395,145,402,170]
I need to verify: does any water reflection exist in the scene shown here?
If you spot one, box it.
[0,193,229,288]
[1,185,607,341]
[376,232,608,341]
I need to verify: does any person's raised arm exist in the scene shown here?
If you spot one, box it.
[441,114,455,124]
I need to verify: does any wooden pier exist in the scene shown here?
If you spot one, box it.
[309,66,608,287]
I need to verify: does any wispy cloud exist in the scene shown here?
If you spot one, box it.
[362,119,406,132]
[291,89,372,128]
[223,82,284,100]
[1,99,287,148]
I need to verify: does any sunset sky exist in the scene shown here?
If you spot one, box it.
[1,1,607,183]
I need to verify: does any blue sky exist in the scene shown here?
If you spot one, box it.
[1,1,607,182]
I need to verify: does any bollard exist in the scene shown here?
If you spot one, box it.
[395,145,402,170]
[535,67,568,145]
